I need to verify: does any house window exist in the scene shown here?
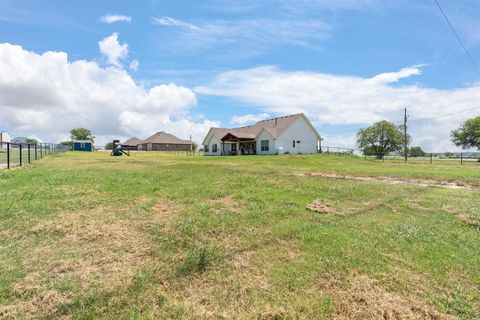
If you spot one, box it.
[292,140,295,148]
[204,145,209,152]
[261,140,269,151]
[231,143,237,151]
[212,144,218,153]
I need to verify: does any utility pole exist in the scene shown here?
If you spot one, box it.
[404,107,408,164]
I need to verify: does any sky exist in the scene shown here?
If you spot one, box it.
[1,0,480,151]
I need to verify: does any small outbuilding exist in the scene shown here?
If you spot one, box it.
[73,140,94,151]
[0,131,11,147]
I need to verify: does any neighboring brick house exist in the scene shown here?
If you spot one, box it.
[122,137,142,150]
[137,131,192,151]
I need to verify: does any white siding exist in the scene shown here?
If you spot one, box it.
[204,136,222,156]
[256,130,275,155]
[0,132,11,145]
[275,117,319,154]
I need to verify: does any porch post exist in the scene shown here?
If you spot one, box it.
[236,142,240,155]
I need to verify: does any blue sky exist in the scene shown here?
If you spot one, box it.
[1,0,480,150]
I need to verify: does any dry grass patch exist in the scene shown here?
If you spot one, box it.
[441,204,479,227]
[3,204,161,319]
[151,237,305,318]
[328,273,455,320]
[208,196,247,215]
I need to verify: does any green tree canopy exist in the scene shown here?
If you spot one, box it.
[408,146,426,157]
[357,120,409,159]
[25,138,38,144]
[451,117,480,151]
[60,141,73,148]
[105,142,113,150]
[191,141,198,152]
[70,128,94,142]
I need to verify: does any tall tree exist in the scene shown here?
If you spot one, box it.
[357,120,409,159]
[451,117,480,151]
[70,128,94,142]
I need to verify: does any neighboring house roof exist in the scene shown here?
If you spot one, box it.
[202,113,321,145]
[122,137,142,146]
[11,137,28,144]
[139,131,192,145]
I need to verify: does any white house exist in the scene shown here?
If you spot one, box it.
[202,113,322,156]
[0,131,11,147]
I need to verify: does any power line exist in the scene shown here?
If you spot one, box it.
[409,106,480,122]
[433,0,480,75]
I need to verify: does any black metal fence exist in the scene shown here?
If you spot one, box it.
[0,142,69,169]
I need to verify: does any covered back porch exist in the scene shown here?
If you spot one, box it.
[220,132,256,155]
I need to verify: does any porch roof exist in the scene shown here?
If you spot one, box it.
[220,132,256,142]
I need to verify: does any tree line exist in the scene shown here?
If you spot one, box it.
[356,116,480,158]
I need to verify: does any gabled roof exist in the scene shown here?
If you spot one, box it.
[202,113,321,145]
[122,137,142,146]
[11,137,29,144]
[139,131,192,145]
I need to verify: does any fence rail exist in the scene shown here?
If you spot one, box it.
[320,146,355,156]
[362,153,480,165]
[0,142,69,169]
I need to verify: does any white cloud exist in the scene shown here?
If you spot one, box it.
[0,43,217,144]
[152,18,330,55]
[152,16,201,30]
[100,14,132,24]
[196,66,480,151]
[231,113,270,125]
[129,59,139,71]
[98,33,128,67]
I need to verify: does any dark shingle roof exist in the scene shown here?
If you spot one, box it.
[122,137,143,146]
[204,113,320,144]
[139,132,191,145]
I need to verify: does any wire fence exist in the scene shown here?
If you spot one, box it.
[362,152,480,165]
[99,148,203,156]
[320,146,355,156]
[0,142,69,169]
[319,145,479,165]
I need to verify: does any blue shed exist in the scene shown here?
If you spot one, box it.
[73,140,93,151]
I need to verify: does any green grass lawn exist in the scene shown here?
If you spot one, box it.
[0,151,479,319]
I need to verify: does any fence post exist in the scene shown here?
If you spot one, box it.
[430,153,432,164]
[461,153,463,165]
[40,143,43,158]
[19,144,22,166]
[35,143,38,160]
[7,142,10,169]
[28,144,31,164]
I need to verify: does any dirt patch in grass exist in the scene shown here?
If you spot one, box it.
[296,172,475,190]
[329,273,455,319]
[306,199,338,215]
[208,196,247,215]
[442,204,480,227]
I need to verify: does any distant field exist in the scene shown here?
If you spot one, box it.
[0,152,479,319]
